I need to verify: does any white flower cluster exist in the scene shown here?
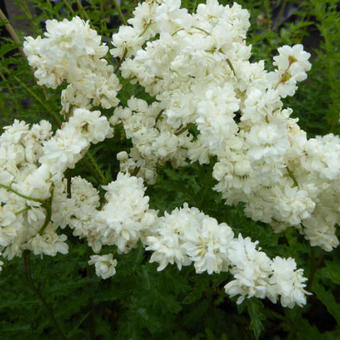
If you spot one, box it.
[62,174,309,307]
[41,108,113,176]
[2,0,337,309]
[0,119,60,259]
[146,204,309,308]
[97,173,157,252]
[112,98,191,184]
[54,172,157,255]
[110,0,340,251]
[24,17,121,113]
[0,115,309,306]
[0,108,112,259]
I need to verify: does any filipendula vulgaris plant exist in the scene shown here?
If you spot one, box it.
[1,0,339,314]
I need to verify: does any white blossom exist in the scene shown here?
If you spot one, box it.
[24,16,121,112]
[89,254,117,279]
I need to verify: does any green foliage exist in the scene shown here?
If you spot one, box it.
[0,0,339,339]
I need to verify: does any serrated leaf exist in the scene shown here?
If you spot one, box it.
[295,319,321,340]
[313,282,340,325]
[320,261,340,285]
[247,299,265,339]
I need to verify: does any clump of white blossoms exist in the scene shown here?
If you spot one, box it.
[0,108,112,259]
[146,204,309,307]
[0,115,309,306]
[1,0,338,309]
[54,172,157,256]
[110,0,339,251]
[24,17,121,113]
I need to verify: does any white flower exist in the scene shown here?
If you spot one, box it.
[40,108,112,176]
[40,124,88,175]
[182,216,234,274]
[269,257,310,308]
[225,235,272,303]
[224,236,310,308]
[246,121,289,161]
[88,254,117,279]
[25,224,68,256]
[146,205,195,271]
[274,45,311,74]
[24,16,120,112]
[68,108,113,144]
[96,173,156,253]
[268,44,311,98]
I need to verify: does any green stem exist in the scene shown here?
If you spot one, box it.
[286,167,298,187]
[65,170,72,199]
[131,166,140,177]
[192,0,198,12]
[76,0,89,20]
[307,248,326,291]
[175,123,194,136]
[0,9,25,57]
[86,247,96,340]
[114,48,127,73]
[12,75,62,126]
[111,0,127,25]
[86,151,108,185]
[0,68,21,116]
[120,76,136,87]
[45,0,54,14]
[155,109,164,123]
[274,0,288,32]
[171,28,184,36]
[198,166,212,209]
[23,250,67,339]
[269,310,285,321]
[0,70,14,96]
[138,20,153,37]
[21,0,34,20]
[15,206,30,216]
[39,200,53,235]
[98,0,108,31]
[263,0,272,31]
[0,183,44,203]
[63,0,75,14]
[226,59,236,77]
[192,26,210,35]
[66,311,90,338]
[0,183,54,234]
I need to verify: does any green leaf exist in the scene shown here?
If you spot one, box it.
[313,282,340,325]
[247,299,265,339]
[295,319,322,340]
[320,261,340,285]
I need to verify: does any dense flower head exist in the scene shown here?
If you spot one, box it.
[0,120,65,259]
[110,0,339,252]
[0,109,113,259]
[24,16,121,112]
[0,0,337,311]
[146,204,309,308]
[96,172,157,253]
